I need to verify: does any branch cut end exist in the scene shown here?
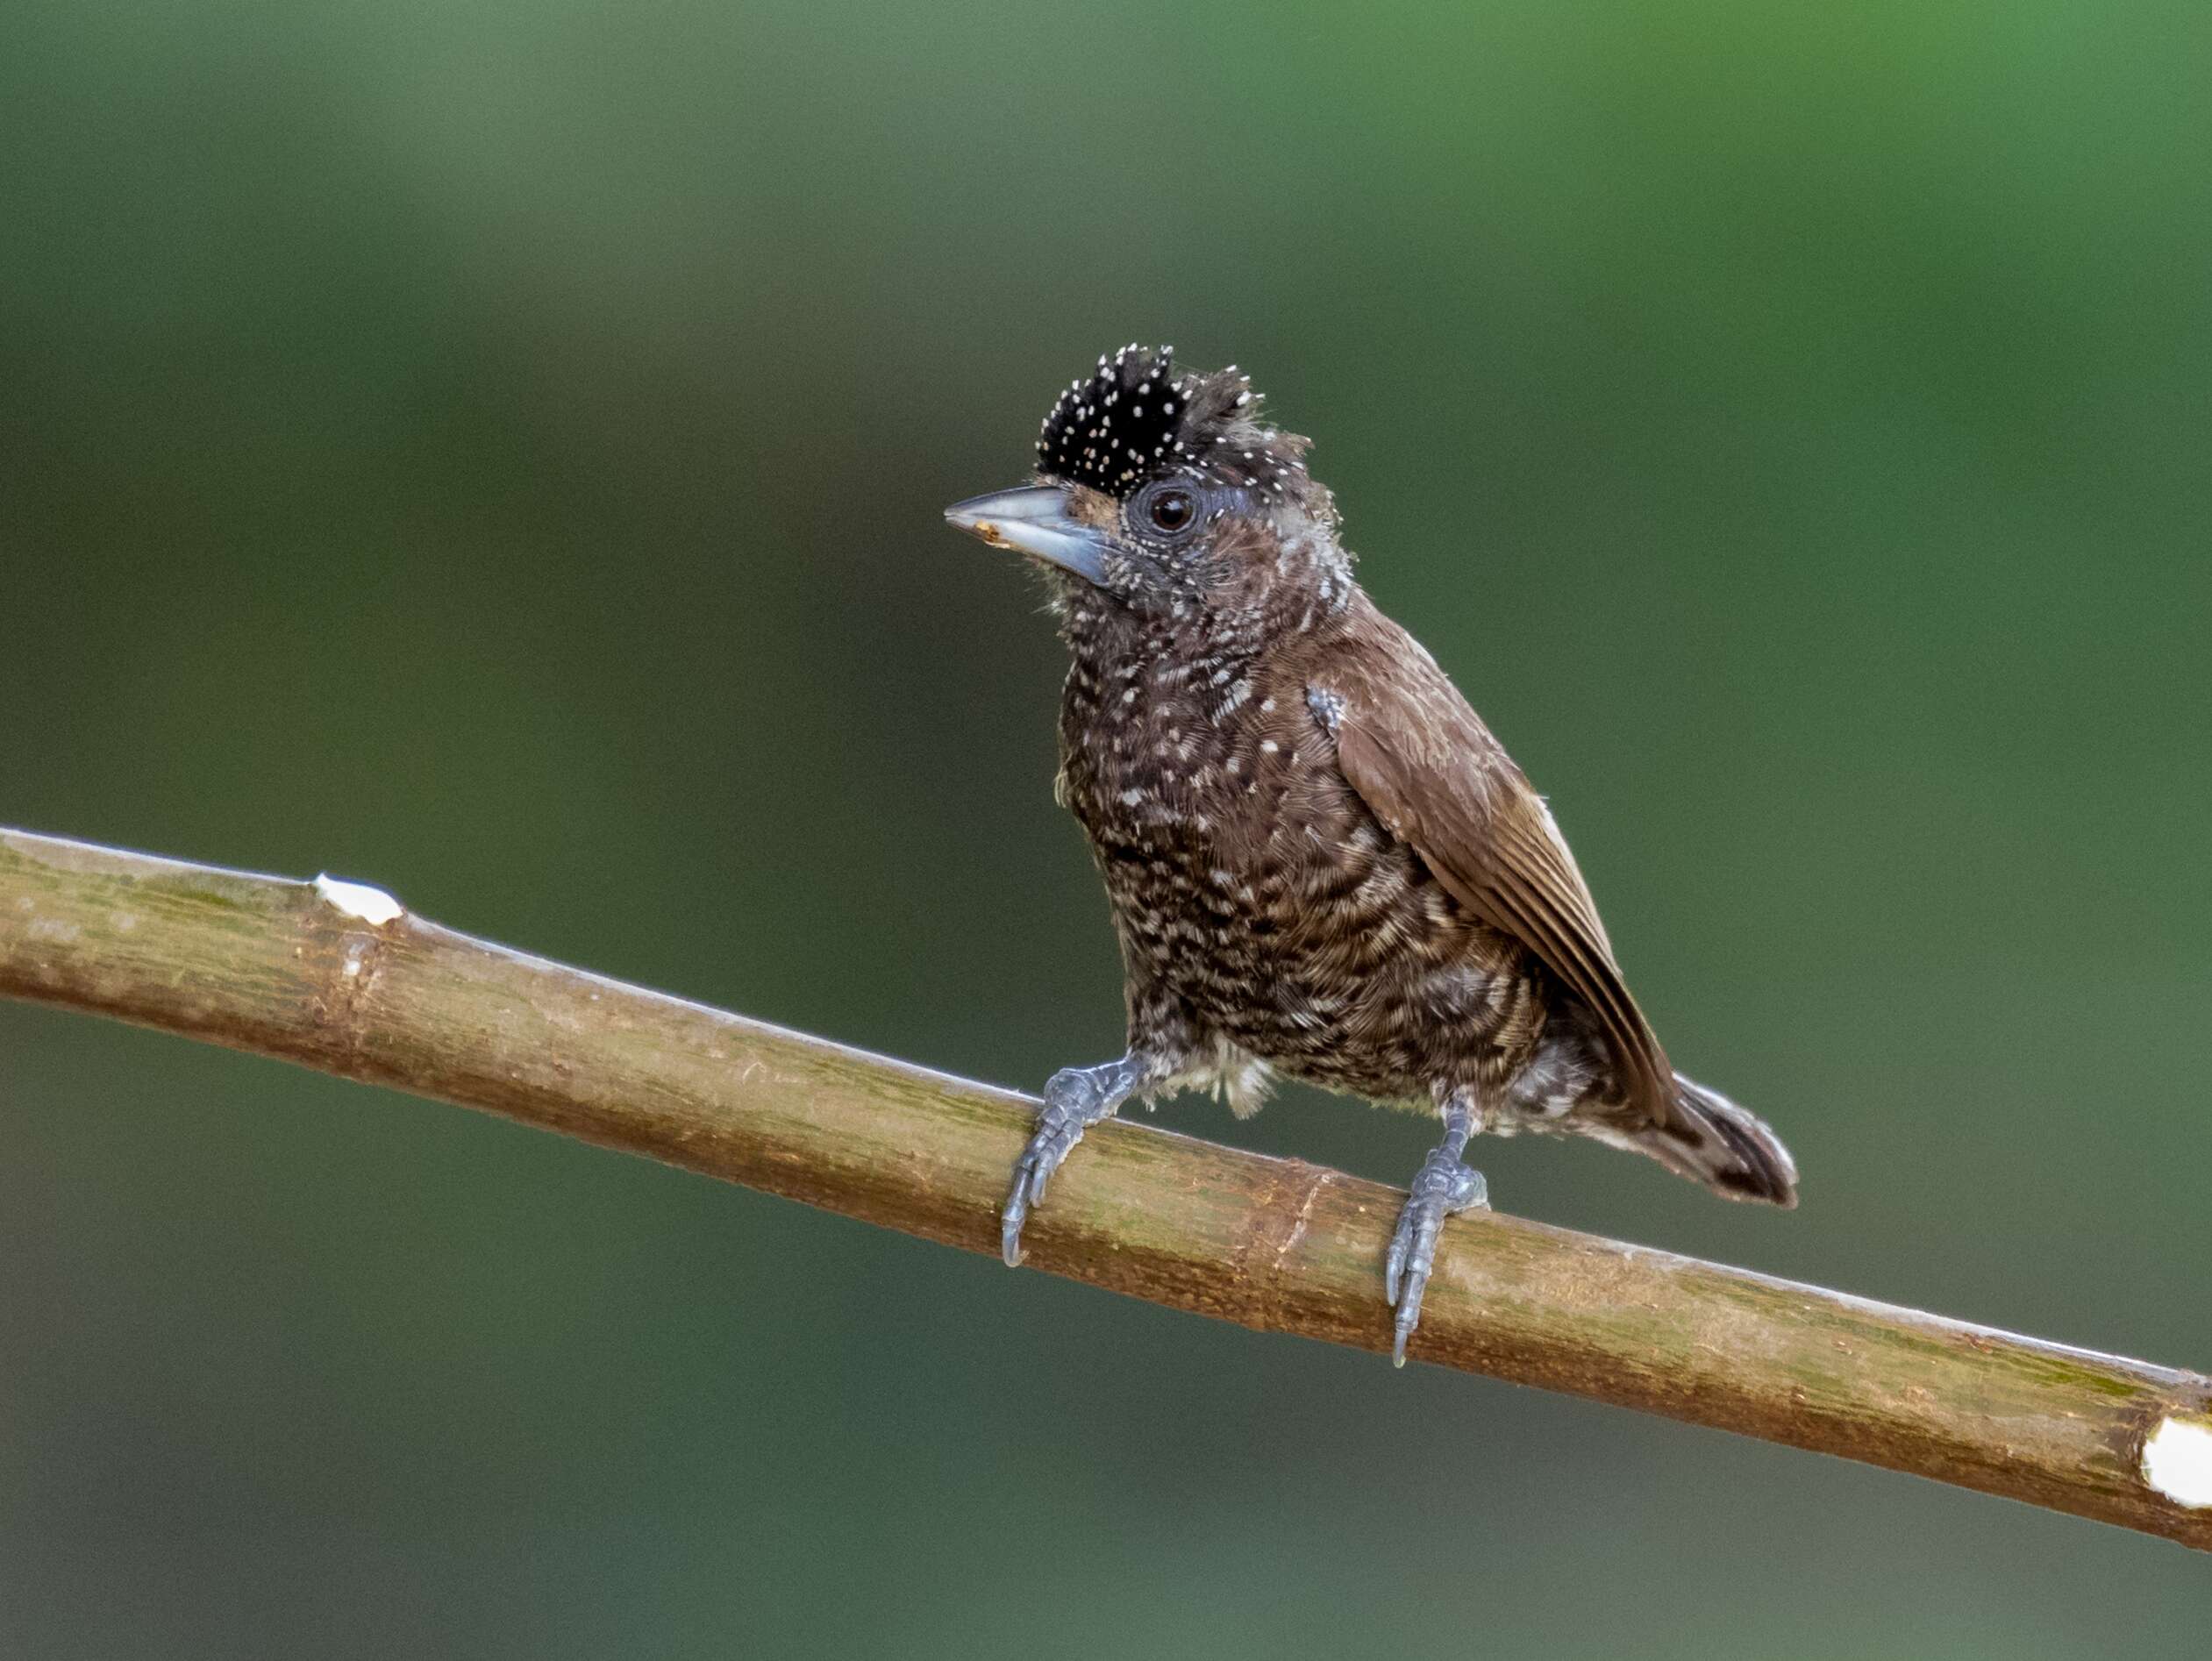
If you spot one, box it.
[2142,1415,2212,1509]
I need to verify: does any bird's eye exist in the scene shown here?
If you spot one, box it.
[1145,488,1195,534]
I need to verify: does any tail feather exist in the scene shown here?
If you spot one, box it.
[1632,1075,1799,1208]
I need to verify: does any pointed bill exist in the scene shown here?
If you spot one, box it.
[944,485,1109,586]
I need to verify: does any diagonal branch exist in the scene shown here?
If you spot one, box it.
[3,825,2208,1549]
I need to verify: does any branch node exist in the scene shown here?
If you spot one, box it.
[308,874,403,1046]
[313,873,405,927]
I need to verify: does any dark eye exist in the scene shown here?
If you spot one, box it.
[1145,488,1195,533]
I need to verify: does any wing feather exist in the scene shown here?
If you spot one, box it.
[1316,614,1675,1127]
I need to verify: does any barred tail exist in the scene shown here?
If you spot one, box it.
[1632,1074,1799,1208]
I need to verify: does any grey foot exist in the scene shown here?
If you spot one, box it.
[1002,1055,1146,1267]
[1385,1146,1488,1367]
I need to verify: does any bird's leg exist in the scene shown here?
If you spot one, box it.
[1385,1091,1490,1367]
[1002,1051,1159,1268]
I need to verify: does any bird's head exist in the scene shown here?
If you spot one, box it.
[946,346,1351,631]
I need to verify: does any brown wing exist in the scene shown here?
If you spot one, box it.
[1314,608,1676,1128]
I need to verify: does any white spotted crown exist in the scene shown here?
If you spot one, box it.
[1035,345,1309,502]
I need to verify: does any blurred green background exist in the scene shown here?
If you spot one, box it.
[4,2,2208,1654]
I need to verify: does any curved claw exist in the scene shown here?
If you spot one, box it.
[1001,1180,1032,1267]
[1387,1205,1442,1367]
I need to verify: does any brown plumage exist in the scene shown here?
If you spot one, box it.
[946,346,1796,1364]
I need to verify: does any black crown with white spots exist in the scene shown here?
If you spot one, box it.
[1036,344,1309,502]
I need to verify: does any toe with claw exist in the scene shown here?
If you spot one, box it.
[1385,1149,1488,1366]
[1001,1054,1147,1268]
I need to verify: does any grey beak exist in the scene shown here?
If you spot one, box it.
[944,485,1109,586]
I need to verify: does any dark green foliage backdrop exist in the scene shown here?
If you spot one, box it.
[4,4,2208,1654]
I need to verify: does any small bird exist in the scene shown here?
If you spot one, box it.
[945,346,1797,1364]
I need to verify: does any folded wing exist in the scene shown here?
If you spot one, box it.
[1315,613,1676,1129]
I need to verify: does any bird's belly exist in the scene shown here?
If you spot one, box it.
[1089,805,1538,1102]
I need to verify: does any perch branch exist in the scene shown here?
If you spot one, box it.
[3,825,2208,1549]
